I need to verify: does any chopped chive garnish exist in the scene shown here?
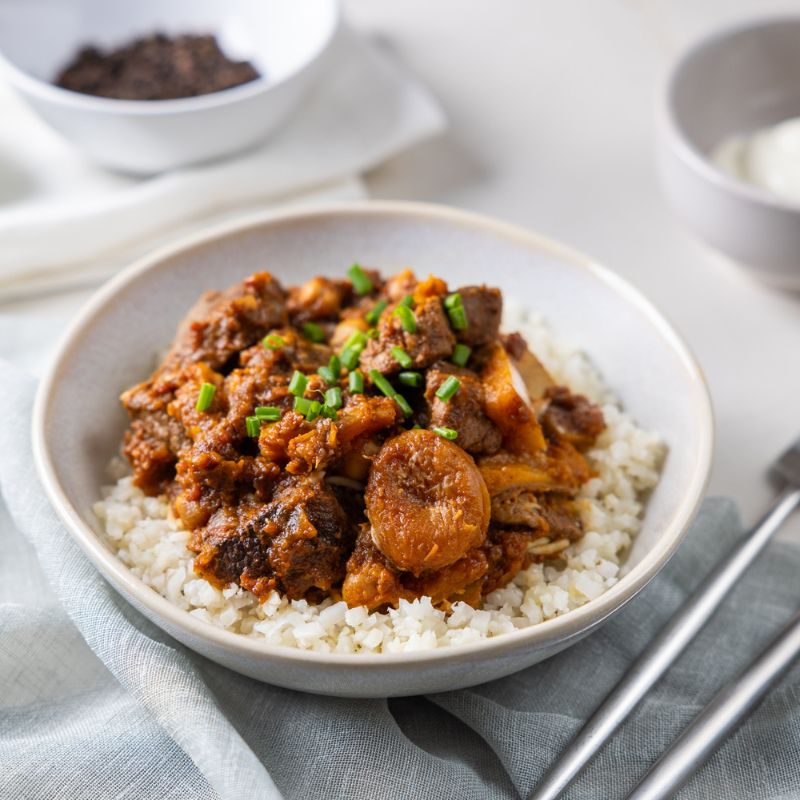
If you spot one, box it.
[325,387,343,410]
[262,333,285,350]
[329,354,341,376]
[303,322,325,343]
[289,371,308,397]
[195,382,216,412]
[366,327,378,339]
[318,366,336,386]
[255,406,281,422]
[451,343,472,367]
[393,304,417,333]
[399,294,414,308]
[394,393,413,418]
[348,264,373,295]
[433,426,458,440]
[390,347,414,369]
[447,304,468,331]
[294,396,312,416]
[369,369,395,398]
[348,370,364,393]
[343,329,368,352]
[320,404,339,420]
[367,369,412,416]
[306,400,322,421]
[365,300,387,326]
[436,375,461,401]
[245,416,261,437]
[444,292,462,310]
[340,347,360,371]
[398,371,423,388]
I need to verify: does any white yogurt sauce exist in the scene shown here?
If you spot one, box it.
[711,117,800,203]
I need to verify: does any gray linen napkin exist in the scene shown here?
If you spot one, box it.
[2,361,799,800]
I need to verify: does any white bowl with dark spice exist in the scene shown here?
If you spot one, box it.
[33,202,713,697]
[0,0,340,174]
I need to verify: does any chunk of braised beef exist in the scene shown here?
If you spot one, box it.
[539,494,585,542]
[360,296,456,374]
[540,386,605,450]
[482,528,532,595]
[123,415,186,495]
[424,362,502,455]
[456,285,502,347]
[264,476,354,598]
[489,487,544,529]
[224,371,293,440]
[166,364,245,457]
[190,503,274,590]
[173,453,278,530]
[121,363,197,494]
[287,270,383,325]
[166,271,288,370]
[240,328,332,376]
[191,475,353,600]
[487,487,583,544]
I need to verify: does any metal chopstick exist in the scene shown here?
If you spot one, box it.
[627,608,800,799]
[528,486,800,800]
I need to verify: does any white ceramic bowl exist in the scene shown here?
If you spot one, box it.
[0,0,340,174]
[658,16,800,288]
[33,202,713,697]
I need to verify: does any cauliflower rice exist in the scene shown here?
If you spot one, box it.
[94,308,664,654]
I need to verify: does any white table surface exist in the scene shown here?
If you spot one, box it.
[3,0,799,542]
[347,0,800,542]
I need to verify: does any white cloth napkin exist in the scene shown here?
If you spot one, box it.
[3,373,800,800]
[0,26,446,299]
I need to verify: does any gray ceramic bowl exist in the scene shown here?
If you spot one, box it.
[658,16,800,288]
[33,202,713,697]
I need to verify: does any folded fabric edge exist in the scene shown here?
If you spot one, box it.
[0,176,367,303]
[0,363,285,800]
[0,28,447,284]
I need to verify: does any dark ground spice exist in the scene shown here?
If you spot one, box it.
[55,33,260,101]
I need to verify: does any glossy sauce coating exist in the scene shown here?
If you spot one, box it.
[120,268,605,610]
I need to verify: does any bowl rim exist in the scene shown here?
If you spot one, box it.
[32,200,714,667]
[660,12,800,215]
[0,0,340,115]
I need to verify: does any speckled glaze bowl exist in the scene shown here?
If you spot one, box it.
[33,202,713,697]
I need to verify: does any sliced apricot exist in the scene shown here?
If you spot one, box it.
[365,429,490,575]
